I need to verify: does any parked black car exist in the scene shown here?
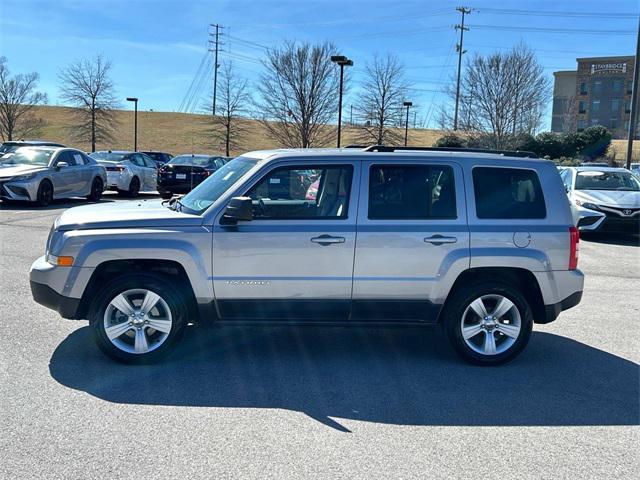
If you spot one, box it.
[141,151,173,167]
[157,154,227,198]
[0,140,65,154]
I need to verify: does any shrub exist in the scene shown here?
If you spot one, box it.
[579,125,612,160]
[434,133,467,148]
[534,132,564,159]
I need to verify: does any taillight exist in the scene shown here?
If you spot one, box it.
[569,226,579,270]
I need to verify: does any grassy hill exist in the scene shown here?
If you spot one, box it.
[18,105,640,161]
[28,105,445,156]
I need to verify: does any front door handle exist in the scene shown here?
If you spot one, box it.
[424,235,457,245]
[311,234,346,246]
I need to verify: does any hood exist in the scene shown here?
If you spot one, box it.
[54,199,203,231]
[0,164,47,178]
[575,189,640,208]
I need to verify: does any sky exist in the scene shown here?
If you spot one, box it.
[0,0,638,130]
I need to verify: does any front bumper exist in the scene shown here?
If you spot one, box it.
[0,178,39,201]
[30,281,82,319]
[29,255,92,319]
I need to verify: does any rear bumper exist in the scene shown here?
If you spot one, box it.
[30,281,82,319]
[541,290,583,324]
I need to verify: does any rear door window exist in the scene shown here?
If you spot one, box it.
[368,164,457,219]
[472,167,546,219]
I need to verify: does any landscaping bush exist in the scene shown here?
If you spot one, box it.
[433,133,467,148]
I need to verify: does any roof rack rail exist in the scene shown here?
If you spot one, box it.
[359,145,538,158]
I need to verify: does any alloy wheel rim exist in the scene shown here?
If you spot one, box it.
[460,294,521,356]
[103,288,172,354]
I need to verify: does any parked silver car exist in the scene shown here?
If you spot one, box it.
[90,151,158,197]
[560,166,640,232]
[30,146,584,365]
[0,147,106,206]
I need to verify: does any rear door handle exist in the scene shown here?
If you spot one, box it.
[424,235,457,245]
[311,234,346,246]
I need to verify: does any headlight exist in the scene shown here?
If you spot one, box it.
[13,173,37,181]
[575,199,599,210]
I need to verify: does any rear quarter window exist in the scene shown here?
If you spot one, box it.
[472,167,546,219]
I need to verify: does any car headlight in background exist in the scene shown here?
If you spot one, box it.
[13,173,38,181]
[575,199,599,210]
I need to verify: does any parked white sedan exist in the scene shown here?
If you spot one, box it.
[90,151,158,197]
[560,166,640,233]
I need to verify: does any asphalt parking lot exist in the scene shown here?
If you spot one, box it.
[1,194,638,480]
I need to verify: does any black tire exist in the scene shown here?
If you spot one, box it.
[443,281,533,366]
[90,273,188,364]
[160,191,173,200]
[86,177,104,201]
[128,177,141,197]
[35,179,54,207]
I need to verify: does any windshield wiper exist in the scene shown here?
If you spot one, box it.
[162,196,185,212]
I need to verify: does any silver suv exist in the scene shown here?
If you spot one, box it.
[30,147,584,365]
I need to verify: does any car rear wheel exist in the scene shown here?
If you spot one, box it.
[118,177,140,198]
[90,273,187,363]
[86,177,103,201]
[443,282,533,366]
[35,180,53,207]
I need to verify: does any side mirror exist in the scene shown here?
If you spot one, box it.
[55,161,69,170]
[220,196,253,225]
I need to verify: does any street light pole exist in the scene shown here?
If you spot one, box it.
[126,97,138,151]
[331,55,354,148]
[403,101,413,146]
[626,16,640,169]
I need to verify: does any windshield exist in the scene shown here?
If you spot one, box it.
[0,147,54,166]
[576,171,640,191]
[169,155,215,167]
[90,152,129,162]
[178,156,259,214]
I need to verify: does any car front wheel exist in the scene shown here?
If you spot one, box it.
[90,273,187,363]
[35,180,53,207]
[443,282,533,366]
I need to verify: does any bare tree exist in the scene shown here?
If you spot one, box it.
[203,62,251,156]
[0,57,48,141]
[438,44,550,148]
[58,55,119,152]
[257,41,339,148]
[355,54,408,145]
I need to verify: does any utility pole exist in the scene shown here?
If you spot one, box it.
[626,16,640,169]
[350,104,353,125]
[403,101,412,146]
[208,24,224,116]
[453,6,471,131]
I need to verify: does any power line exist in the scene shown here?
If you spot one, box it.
[469,24,636,35]
[478,7,637,19]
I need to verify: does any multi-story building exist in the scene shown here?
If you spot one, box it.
[551,55,637,139]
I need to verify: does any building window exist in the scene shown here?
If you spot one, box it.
[592,80,602,94]
[624,121,629,130]
[611,98,620,112]
[578,101,586,113]
[626,101,632,113]
[628,81,634,94]
[590,118,599,126]
[612,80,622,92]
[578,119,586,131]
[579,82,588,95]
[610,118,618,129]
[592,100,600,112]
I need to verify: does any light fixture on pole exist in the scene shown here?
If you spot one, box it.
[403,101,413,146]
[331,55,354,148]
[126,97,139,151]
